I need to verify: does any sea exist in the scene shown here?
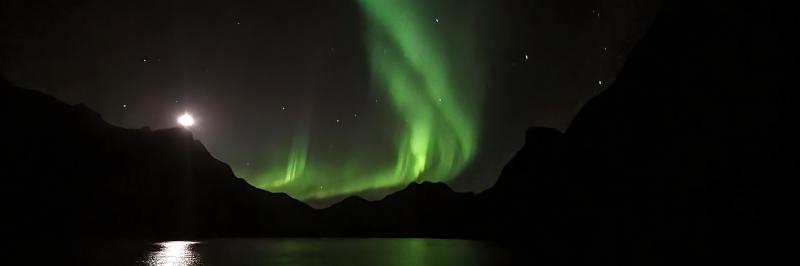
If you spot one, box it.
[53,238,515,265]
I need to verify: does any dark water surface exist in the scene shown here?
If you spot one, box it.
[63,238,513,265]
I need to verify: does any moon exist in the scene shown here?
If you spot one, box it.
[177,113,195,127]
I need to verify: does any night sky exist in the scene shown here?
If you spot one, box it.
[1,0,660,206]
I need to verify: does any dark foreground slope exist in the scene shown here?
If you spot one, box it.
[1,80,314,238]
[475,1,797,264]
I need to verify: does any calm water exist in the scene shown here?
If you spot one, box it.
[63,238,513,265]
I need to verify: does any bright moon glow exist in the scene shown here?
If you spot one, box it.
[178,113,195,127]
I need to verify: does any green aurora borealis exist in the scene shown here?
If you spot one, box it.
[249,0,485,201]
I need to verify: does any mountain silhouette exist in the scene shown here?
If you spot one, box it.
[318,181,475,238]
[1,0,796,263]
[475,1,796,264]
[2,81,314,238]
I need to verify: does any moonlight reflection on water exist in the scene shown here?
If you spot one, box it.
[144,241,200,266]
[76,238,511,265]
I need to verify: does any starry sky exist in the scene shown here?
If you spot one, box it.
[1,0,660,207]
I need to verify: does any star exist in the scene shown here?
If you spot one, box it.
[435,18,439,23]
[336,119,341,123]
[524,54,529,60]
[122,104,127,108]
[142,59,147,62]
[353,113,359,118]
[598,80,603,85]
[281,106,287,111]
[437,97,443,103]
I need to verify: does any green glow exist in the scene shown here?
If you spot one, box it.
[280,132,308,185]
[248,0,484,201]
